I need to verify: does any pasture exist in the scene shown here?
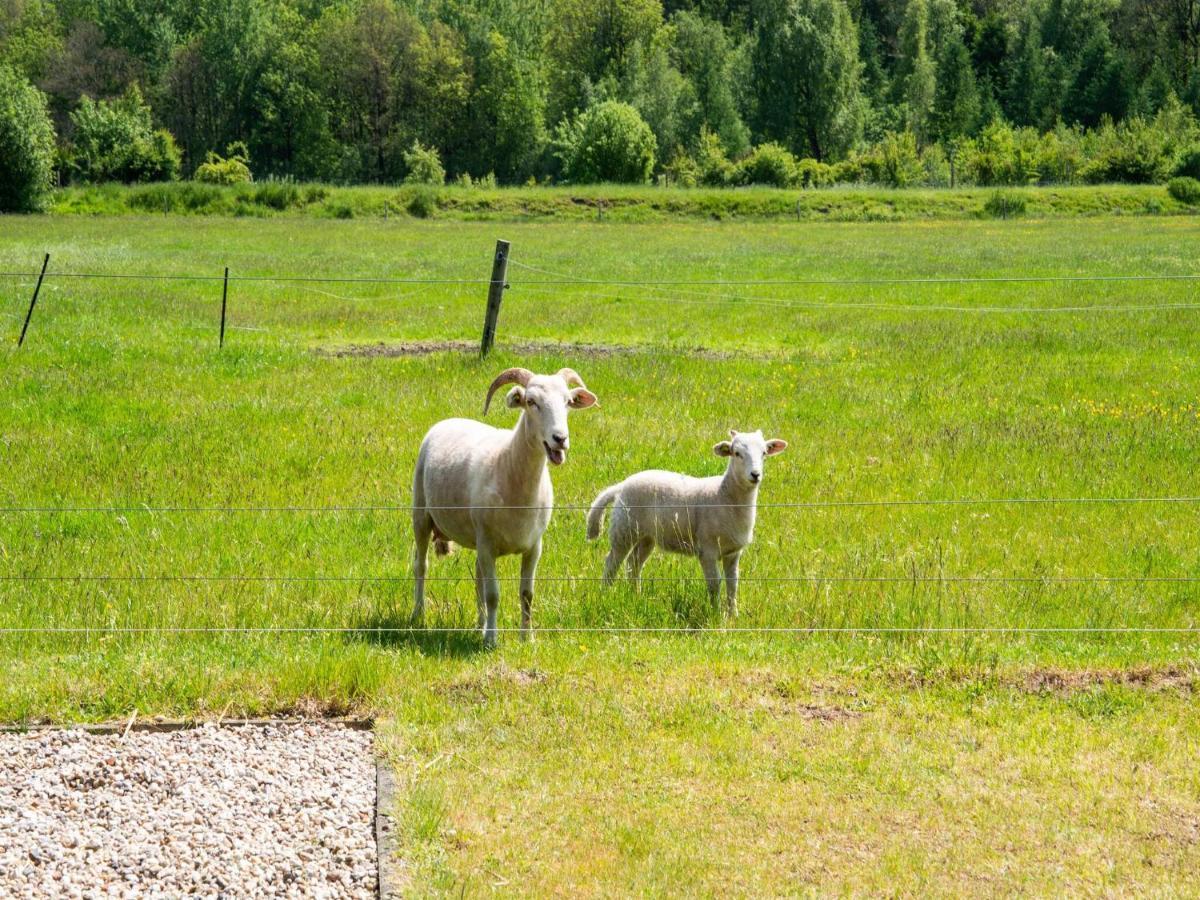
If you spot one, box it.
[3,212,1200,893]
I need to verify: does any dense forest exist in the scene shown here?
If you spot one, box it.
[3,0,1200,195]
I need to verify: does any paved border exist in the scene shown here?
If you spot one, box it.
[0,717,373,734]
[375,758,405,898]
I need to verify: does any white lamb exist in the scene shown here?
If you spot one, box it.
[411,367,598,647]
[586,430,787,615]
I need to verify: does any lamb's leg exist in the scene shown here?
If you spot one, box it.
[474,555,486,631]
[410,512,432,627]
[477,544,501,649]
[603,524,636,586]
[722,551,742,618]
[627,537,654,591]
[699,550,722,608]
[519,539,541,641]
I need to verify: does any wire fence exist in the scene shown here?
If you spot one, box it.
[6,244,1200,637]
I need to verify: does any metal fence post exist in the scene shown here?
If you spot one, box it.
[219,267,229,349]
[17,254,50,348]
[480,240,510,358]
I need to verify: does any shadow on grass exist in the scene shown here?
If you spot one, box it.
[346,612,485,658]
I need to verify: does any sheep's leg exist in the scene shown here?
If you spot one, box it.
[627,538,654,591]
[722,551,742,618]
[519,540,541,641]
[699,550,722,608]
[477,545,501,649]
[474,555,486,631]
[410,513,432,627]
[603,526,636,586]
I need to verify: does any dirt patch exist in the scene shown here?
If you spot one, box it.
[440,664,549,703]
[1015,665,1196,696]
[315,339,776,361]
[725,670,863,721]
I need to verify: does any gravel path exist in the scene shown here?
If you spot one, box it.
[0,723,378,898]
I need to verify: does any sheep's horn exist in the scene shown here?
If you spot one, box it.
[557,367,586,388]
[483,367,533,413]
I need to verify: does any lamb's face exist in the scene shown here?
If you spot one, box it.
[714,430,788,487]
[507,373,597,466]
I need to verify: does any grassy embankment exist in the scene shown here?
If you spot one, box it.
[49,180,1200,222]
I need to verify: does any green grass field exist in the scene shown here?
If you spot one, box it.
[3,212,1200,893]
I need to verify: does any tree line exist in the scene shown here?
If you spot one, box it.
[2,0,1200,191]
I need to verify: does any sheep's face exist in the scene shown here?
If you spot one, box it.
[506,373,597,466]
[714,430,787,487]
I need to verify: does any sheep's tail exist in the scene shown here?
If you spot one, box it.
[432,523,455,557]
[586,484,620,541]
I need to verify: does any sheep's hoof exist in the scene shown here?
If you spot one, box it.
[519,627,534,643]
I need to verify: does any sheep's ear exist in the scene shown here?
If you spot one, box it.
[505,386,525,409]
[729,429,738,439]
[569,387,597,409]
[713,441,733,457]
[765,439,788,456]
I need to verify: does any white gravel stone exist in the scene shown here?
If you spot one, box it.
[0,723,377,898]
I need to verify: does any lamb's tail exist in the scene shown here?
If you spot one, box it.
[586,484,621,540]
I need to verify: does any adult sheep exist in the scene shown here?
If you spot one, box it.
[410,367,598,646]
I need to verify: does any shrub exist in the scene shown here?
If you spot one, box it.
[0,64,56,212]
[736,142,797,187]
[406,185,438,218]
[403,141,445,185]
[67,85,180,183]
[795,158,835,188]
[1080,117,1171,184]
[694,126,734,186]
[858,131,924,187]
[1168,176,1200,205]
[961,120,1039,186]
[663,147,699,187]
[555,101,657,184]
[982,190,1027,218]
[195,143,252,185]
[252,179,301,210]
[1175,145,1200,179]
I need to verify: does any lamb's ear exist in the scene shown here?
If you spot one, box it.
[713,441,733,457]
[505,386,526,409]
[765,439,788,456]
[569,387,597,409]
[729,429,738,439]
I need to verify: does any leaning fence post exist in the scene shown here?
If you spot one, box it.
[219,266,229,349]
[480,240,510,358]
[17,253,50,348]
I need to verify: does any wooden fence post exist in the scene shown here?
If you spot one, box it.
[480,240,510,358]
[219,266,229,349]
[17,254,50,348]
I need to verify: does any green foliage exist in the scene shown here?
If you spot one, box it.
[1167,177,1200,205]
[0,63,56,212]
[694,125,734,186]
[959,119,1039,186]
[555,101,657,184]
[1080,118,1172,185]
[794,157,835,188]
[405,185,438,217]
[749,0,864,160]
[736,142,797,187]
[403,141,445,186]
[1174,147,1200,179]
[67,85,180,184]
[195,143,253,185]
[857,131,925,187]
[982,190,1026,218]
[664,147,700,187]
